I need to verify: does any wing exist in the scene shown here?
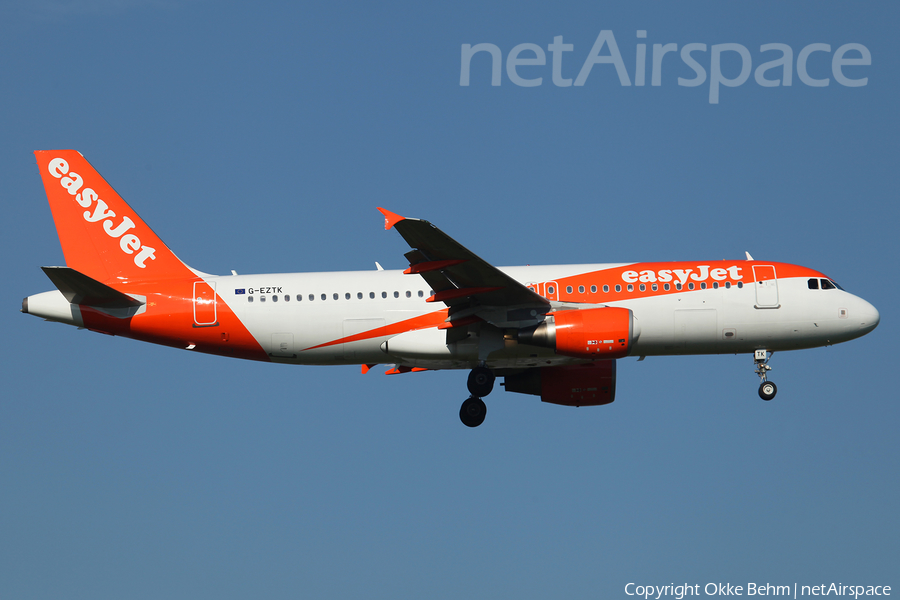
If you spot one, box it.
[378,208,550,329]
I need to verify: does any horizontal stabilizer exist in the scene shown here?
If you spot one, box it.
[41,266,144,308]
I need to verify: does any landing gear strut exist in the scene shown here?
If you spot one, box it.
[460,367,495,427]
[754,349,777,401]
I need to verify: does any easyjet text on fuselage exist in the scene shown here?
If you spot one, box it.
[622,265,743,285]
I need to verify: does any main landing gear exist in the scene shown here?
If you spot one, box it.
[754,349,777,401]
[460,366,495,427]
[460,396,487,428]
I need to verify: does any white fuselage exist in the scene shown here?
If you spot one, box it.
[205,263,879,369]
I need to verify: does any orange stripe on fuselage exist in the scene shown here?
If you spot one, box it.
[544,261,824,303]
[305,309,449,351]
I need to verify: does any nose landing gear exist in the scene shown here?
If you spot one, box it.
[754,349,777,401]
[460,366,495,427]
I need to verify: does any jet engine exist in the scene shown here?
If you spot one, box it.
[517,307,640,359]
[504,360,617,406]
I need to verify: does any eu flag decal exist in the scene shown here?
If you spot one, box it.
[235,289,246,295]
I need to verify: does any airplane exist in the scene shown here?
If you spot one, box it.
[23,150,880,427]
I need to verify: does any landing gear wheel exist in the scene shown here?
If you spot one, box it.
[460,396,487,428]
[467,367,495,397]
[759,381,777,401]
[753,350,777,401]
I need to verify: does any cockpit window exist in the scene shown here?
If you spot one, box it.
[808,278,819,290]
[820,279,836,290]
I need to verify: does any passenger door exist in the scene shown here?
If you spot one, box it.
[752,265,779,308]
[193,280,217,326]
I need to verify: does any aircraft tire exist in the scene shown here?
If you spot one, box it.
[467,367,495,397]
[759,381,777,401]
[460,396,487,428]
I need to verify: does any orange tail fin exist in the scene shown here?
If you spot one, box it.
[35,150,194,283]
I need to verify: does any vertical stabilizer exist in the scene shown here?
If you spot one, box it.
[34,150,194,283]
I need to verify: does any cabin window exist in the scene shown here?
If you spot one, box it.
[603,285,609,293]
[248,296,254,303]
[272,295,278,302]
[321,293,327,301]
[547,286,555,295]
[639,284,646,292]
[382,291,387,299]
[369,292,375,299]
[627,284,634,292]
[652,283,658,291]
[406,291,411,298]
[418,290,424,297]
[590,285,597,293]
[700,282,707,290]
[393,291,399,298]
[725,282,731,289]
[260,295,267,302]
[664,283,670,291]
[578,285,585,293]
[615,284,621,292]
[712,282,718,289]
[737,282,743,289]
[566,286,573,294]
[676,283,682,291]
[358,292,363,299]
[344,293,350,300]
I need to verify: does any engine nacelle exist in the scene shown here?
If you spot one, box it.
[504,361,617,407]
[518,307,639,359]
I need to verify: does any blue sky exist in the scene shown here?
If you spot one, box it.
[2,1,897,599]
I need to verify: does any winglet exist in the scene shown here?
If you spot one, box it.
[377,207,405,230]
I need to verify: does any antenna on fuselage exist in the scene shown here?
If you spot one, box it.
[745,252,754,261]
[375,262,384,271]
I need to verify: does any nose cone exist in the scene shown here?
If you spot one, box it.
[856,298,880,335]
